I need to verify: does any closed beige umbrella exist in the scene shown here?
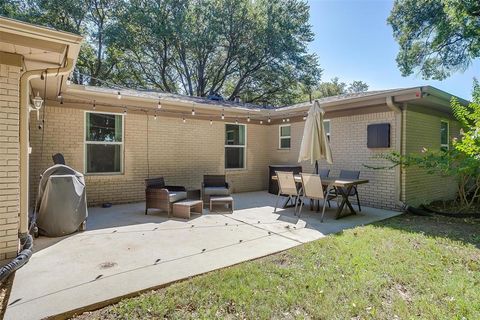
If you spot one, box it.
[298,100,333,172]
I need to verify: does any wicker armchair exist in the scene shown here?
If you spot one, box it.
[201,175,230,207]
[145,177,187,216]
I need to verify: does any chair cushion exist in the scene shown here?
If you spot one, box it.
[168,191,187,203]
[203,187,230,196]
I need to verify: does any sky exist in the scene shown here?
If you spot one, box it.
[307,0,480,100]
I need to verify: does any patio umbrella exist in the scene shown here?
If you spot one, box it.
[298,100,333,173]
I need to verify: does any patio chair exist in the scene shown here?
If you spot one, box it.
[318,168,330,178]
[331,170,362,212]
[274,171,301,215]
[298,173,331,222]
[201,175,230,207]
[145,177,187,216]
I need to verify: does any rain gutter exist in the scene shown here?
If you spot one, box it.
[386,95,406,209]
[18,57,75,236]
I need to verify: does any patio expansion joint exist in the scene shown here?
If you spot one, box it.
[221,214,305,244]
[7,223,301,311]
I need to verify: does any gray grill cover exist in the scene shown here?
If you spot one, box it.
[36,164,88,237]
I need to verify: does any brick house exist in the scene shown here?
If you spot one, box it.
[0,17,467,263]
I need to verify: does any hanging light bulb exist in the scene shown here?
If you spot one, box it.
[268,117,271,123]
[302,113,307,120]
[154,113,157,120]
[221,109,225,120]
[282,118,286,123]
[93,100,96,110]
[260,120,263,124]
[157,99,162,109]
[191,108,195,116]
[247,115,251,122]
[235,119,239,124]
[117,91,122,99]
[286,118,290,122]
[66,77,72,86]
[123,107,127,115]
[210,119,213,125]
[182,117,186,123]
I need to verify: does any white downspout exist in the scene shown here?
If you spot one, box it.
[18,58,75,236]
[386,96,406,209]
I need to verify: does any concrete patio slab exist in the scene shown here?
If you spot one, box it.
[5,191,401,320]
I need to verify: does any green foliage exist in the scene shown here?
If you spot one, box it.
[368,81,480,211]
[2,0,322,105]
[388,0,480,80]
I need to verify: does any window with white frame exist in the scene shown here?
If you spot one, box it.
[279,124,291,149]
[324,119,331,140]
[85,112,123,174]
[440,120,449,151]
[225,124,246,169]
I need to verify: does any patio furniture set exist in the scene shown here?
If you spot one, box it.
[145,175,234,219]
[273,169,368,222]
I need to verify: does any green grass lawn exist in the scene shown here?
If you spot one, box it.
[77,214,480,319]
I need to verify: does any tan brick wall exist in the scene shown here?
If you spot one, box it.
[403,109,460,206]
[268,112,400,210]
[0,63,21,261]
[29,103,270,206]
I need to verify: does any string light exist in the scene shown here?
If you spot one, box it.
[286,118,290,122]
[282,118,286,123]
[157,99,162,109]
[117,91,122,99]
[260,120,263,124]
[303,113,307,120]
[235,119,239,124]
[154,113,157,120]
[66,77,71,86]
[210,119,213,125]
[268,117,271,123]
[221,109,225,120]
[247,114,251,122]
[93,100,96,110]
[182,116,186,123]
[123,106,127,115]
[191,108,195,116]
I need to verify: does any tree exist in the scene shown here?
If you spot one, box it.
[368,81,480,212]
[114,0,321,104]
[388,0,480,80]
[348,80,369,93]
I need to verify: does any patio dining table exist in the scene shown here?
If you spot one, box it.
[272,174,369,219]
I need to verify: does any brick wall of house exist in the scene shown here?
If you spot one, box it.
[0,63,21,261]
[402,109,460,206]
[268,111,400,210]
[29,103,270,206]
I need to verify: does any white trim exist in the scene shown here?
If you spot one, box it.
[224,123,247,170]
[440,119,449,150]
[323,119,331,139]
[279,124,291,149]
[84,110,125,175]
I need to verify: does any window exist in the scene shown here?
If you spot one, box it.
[85,112,123,174]
[225,124,246,169]
[279,125,291,149]
[440,120,449,151]
[324,120,331,141]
